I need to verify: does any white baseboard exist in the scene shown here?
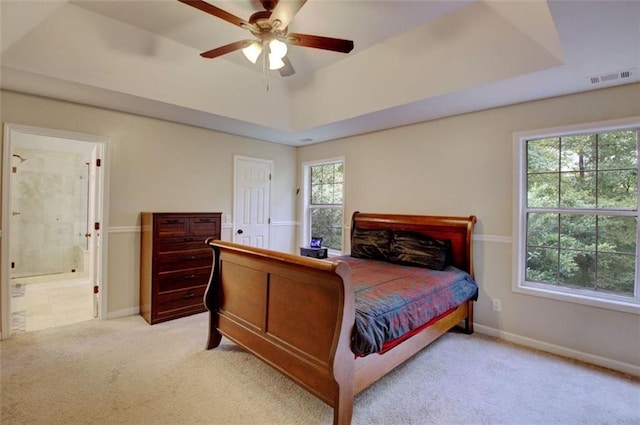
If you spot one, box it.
[475,324,640,377]
[106,307,139,319]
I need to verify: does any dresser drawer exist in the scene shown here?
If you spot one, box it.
[155,217,189,238]
[156,267,211,293]
[191,216,221,237]
[156,249,212,273]
[155,286,207,318]
[157,237,210,253]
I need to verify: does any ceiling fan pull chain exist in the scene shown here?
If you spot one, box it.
[262,46,270,91]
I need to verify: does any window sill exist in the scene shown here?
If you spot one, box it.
[513,283,640,315]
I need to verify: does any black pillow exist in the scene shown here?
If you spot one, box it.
[350,228,392,260]
[388,231,450,271]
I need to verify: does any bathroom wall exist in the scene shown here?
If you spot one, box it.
[11,148,89,277]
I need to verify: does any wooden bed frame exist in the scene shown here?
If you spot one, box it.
[204,212,477,424]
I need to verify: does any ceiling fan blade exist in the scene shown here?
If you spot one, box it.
[178,0,251,29]
[287,33,354,54]
[279,56,295,77]
[269,0,307,31]
[200,40,252,59]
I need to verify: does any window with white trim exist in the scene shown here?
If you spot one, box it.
[302,158,344,253]
[513,118,639,312]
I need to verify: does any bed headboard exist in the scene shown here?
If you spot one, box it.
[350,212,477,278]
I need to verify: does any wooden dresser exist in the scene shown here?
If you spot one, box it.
[140,212,221,324]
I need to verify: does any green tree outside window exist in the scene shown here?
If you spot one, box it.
[525,130,638,296]
[309,162,343,251]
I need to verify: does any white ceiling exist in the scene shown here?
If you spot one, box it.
[1,0,639,146]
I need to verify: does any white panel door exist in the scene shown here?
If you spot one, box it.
[234,156,271,248]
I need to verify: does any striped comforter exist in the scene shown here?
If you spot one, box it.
[336,256,479,356]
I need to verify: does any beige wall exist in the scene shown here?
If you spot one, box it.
[1,90,298,319]
[297,83,640,373]
[2,84,639,374]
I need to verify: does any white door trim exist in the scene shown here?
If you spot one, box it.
[233,155,272,249]
[1,123,110,338]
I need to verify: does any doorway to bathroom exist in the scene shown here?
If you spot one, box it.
[2,124,108,337]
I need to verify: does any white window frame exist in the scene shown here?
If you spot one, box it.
[512,116,640,314]
[301,157,345,256]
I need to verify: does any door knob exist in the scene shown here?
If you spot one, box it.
[237,229,243,234]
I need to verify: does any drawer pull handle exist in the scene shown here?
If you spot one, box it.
[165,219,179,224]
[183,293,196,299]
[197,219,213,223]
[185,256,197,260]
[183,237,194,242]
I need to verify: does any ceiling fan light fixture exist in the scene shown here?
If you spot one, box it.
[242,41,262,64]
[268,54,285,70]
[269,39,287,58]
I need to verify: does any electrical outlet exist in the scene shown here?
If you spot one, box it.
[492,299,502,312]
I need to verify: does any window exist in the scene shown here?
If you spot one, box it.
[513,118,640,313]
[302,158,344,253]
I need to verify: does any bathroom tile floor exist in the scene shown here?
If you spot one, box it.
[10,273,95,333]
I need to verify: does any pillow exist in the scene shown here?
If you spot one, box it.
[388,231,450,271]
[350,228,392,260]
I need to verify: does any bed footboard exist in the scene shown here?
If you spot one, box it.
[203,213,477,425]
[205,240,356,425]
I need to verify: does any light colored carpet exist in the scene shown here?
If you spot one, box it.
[1,313,638,425]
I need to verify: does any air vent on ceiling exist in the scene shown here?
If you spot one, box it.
[588,69,634,85]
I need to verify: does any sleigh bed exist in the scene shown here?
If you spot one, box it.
[204,212,478,425]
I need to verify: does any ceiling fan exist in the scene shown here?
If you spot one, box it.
[178,0,354,77]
